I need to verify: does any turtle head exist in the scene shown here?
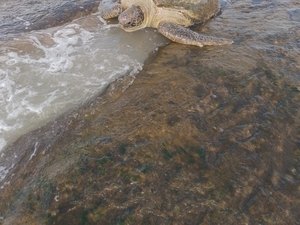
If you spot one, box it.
[118,5,144,32]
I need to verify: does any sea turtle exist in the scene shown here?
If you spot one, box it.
[99,0,233,47]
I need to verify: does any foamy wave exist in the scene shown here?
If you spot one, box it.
[4,24,94,73]
[0,69,15,104]
[0,16,166,153]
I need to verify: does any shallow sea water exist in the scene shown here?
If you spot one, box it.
[0,1,167,153]
[0,0,299,224]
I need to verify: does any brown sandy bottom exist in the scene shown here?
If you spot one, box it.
[0,0,300,224]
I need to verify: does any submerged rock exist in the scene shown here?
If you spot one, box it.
[288,8,300,22]
[0,0,100,39]
[0,0,299,224]
[0,45,299,225]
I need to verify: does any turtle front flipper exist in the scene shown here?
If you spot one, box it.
[99,2,123,19]
[158,22,233,47]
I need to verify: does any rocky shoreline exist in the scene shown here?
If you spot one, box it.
[1,0,300,224]
[1,41,299,224]
[0,0,100,40]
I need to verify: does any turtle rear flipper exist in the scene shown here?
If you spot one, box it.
[158,22,233,47]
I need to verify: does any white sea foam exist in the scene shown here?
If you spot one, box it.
[29,142,39,161]
[0,15,167,153]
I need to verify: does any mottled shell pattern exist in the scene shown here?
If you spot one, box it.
[153,0,220,22]
[121,0,220,31]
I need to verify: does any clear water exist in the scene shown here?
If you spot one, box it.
[0,7,167,153]
[0,0,299,184]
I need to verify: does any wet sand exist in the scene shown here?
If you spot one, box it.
[0,0,300,224]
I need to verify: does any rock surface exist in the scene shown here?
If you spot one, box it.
[0,0,300,224]
[0,44,299,224]
[0,0,100,39]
